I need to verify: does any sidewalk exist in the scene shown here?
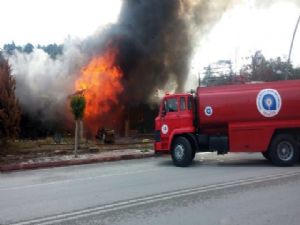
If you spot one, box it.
[0,149,155,172]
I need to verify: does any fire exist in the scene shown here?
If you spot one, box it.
[75,48,123,133]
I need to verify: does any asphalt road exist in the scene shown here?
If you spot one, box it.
[1,153,300,225]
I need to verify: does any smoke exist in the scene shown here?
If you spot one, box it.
[112,0,236,104]
[8,40,87,128]
[7,0,237,132]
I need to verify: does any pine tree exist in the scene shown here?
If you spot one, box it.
[0,52,21,145]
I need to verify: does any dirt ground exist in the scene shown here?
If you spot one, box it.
[0,136,154,164]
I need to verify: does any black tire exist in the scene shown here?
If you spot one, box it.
[261,151,270,160]
[269,134,299,166]
[171,136,193,167]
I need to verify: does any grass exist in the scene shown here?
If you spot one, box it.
[0,137,154,157]
[1,138,89,154]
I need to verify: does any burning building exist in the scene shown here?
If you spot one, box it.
[8,0,242,138]
[71,0,237,136]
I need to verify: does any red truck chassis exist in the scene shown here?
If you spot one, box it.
[154,80,300,167]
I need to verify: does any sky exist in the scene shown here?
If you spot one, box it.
[0,0,122,45]
[190,0,300,79]
[1,0,300,76]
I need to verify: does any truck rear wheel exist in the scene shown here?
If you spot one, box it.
[269,134,299,166]
[171,136,193,167]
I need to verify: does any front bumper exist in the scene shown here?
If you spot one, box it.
[154,142,170,153]
[154,130,169,153]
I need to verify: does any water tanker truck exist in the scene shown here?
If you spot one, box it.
[154,80,300,166]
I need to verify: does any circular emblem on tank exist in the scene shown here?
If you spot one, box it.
[256,89,282,117]
[161,124,169,135]
[204,106,213,117]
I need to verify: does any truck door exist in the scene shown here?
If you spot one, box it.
[179,96,194,128]
[160,97,180,137]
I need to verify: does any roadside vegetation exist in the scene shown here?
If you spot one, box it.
[202,51,300,86]
[0,51,20,147]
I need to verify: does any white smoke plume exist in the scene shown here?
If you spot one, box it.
[8,40,87,124]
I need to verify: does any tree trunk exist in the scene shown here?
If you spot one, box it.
[79,120,84,144]
[74,120,78,158]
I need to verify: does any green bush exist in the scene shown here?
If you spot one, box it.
[70,95,86,120]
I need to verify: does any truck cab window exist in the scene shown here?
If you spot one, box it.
[180,97,186,111]
[165,98,178,112]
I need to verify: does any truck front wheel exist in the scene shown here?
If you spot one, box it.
[269,134,299,166]
[171,136,193,167]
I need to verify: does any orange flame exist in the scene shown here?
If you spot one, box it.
[75,48,123,133]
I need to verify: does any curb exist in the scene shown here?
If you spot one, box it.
[0,153,154,172]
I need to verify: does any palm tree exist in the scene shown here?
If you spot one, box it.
[70,95,86,157]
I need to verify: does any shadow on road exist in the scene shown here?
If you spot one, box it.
[155,156,300,168]
[214,159,272,167]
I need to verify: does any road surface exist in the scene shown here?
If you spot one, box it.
[1,153,300,225]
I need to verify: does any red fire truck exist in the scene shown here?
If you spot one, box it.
[154,80,300,167]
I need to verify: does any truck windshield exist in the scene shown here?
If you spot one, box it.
[164,98,178,113]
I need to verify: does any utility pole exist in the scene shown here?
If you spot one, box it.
[286,14,300,80]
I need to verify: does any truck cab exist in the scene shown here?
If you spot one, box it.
[155,93,195,154]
